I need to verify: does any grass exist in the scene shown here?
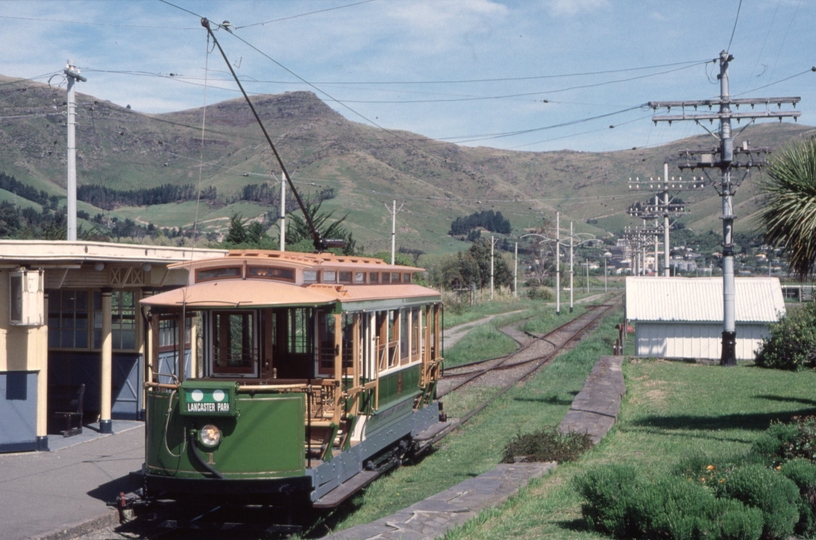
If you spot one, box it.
[306,302,624,537]
[441,358,816,540]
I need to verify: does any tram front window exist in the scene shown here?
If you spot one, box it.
[212,311,257,375]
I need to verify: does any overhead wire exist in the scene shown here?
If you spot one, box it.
[234,0,377,29]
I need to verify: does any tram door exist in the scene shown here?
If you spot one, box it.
[316,310,335,378]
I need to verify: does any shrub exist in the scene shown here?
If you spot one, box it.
[501,426,592,464]
[755,301,816,370]
[715,464,800,540]
[574,465,763,540]
[573,464,639,537]
[751,416,816,464]
[526,286,554,301]
[781,458,816,535]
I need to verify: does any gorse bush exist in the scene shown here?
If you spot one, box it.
[575,418,816,540]
[714,464,800,540]
[755,302,816,370]
[501,426,592,464]
[752,416,816,464]
[573,465,764,540]
[781,458,816,534]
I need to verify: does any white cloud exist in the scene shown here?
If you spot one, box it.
[544,0,610,17]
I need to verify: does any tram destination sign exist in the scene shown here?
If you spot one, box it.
[179,381,238,417]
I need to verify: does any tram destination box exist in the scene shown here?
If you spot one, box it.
[179,380,239,417]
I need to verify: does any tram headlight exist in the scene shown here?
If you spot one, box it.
[199,424,221,448]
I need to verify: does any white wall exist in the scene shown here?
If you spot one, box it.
[635,322,770,361]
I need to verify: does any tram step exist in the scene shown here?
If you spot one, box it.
[414,420,453,442]
[312,470,380,509]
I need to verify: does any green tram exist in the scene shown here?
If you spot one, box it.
[131,249,445,509]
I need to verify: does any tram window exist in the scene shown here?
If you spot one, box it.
[247,266,295,282]
[158,317,192,352]
[382,273,390,284]
[339,271,352,284]
[317,310,335,370]
[389,310,398,368]
[196,267,241,282]
[288,308,311,354]
[355,272,365,284]
[369,272,379,284]
[303,270,319,283]
[391,273,401,283]
[323,271,337,283]
[400,309,409,362]
[403,273,412,284]
[411,308,420,359]
[213,312,256,373]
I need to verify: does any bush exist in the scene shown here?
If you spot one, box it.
[526,286,554,301]
[574,465,764,540]
[715,464,800,540]
[755,302,816,370]
[781,458,816,535]
[501,426,592,464]
[573,464,639,537]
[751,416,816,464]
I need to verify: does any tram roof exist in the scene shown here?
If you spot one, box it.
[167,250,422,273]
[142,280,441,310]
[142,279,337,309]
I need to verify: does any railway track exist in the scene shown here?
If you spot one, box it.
[423,301,619,449]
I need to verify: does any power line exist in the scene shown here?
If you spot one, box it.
[235,0,377,29]
[0,14,198,30]
[725,0,743,54]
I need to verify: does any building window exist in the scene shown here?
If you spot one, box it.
[48,290,89,349]
[48,289,139,351]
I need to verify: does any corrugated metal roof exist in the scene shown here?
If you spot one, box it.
[626,277,786,323]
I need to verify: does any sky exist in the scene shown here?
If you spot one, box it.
[0,0,814,154]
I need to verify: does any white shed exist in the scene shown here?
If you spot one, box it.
[626,277,786,361]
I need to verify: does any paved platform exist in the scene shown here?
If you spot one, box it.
[328,462,556,540]
[0,422,143,540]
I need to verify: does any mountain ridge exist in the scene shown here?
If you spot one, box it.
[1,73,814,253]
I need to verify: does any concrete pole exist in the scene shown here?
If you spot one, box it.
[100,290,112,434]
[718,51,737,366]
[604,255,608,293]
[513,242,518,298]
[569,222,574,313]
[663,163,670,277]
[280,172,286,251]
[654,194,659,275]
[391,200,396,265]
[490,235,495,300]
[556,212,560,316]
[65,62,86,241]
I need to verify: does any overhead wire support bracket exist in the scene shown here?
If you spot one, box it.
[200,17,342,252]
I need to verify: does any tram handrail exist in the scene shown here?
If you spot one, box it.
[144,381,180,390]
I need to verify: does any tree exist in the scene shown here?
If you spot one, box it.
[285,201,356,255]
[759,138,816,279]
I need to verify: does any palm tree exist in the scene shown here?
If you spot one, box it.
[759,138,816,279]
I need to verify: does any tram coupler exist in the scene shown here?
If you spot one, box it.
[107,491,150,523]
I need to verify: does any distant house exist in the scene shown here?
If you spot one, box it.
[626,277,785,361]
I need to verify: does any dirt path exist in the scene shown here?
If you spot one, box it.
[443,310,527,348]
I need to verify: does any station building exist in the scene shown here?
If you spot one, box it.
[626,276,785,361]
[0,240,225,453]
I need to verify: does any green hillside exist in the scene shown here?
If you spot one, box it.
[1,73,813,254]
